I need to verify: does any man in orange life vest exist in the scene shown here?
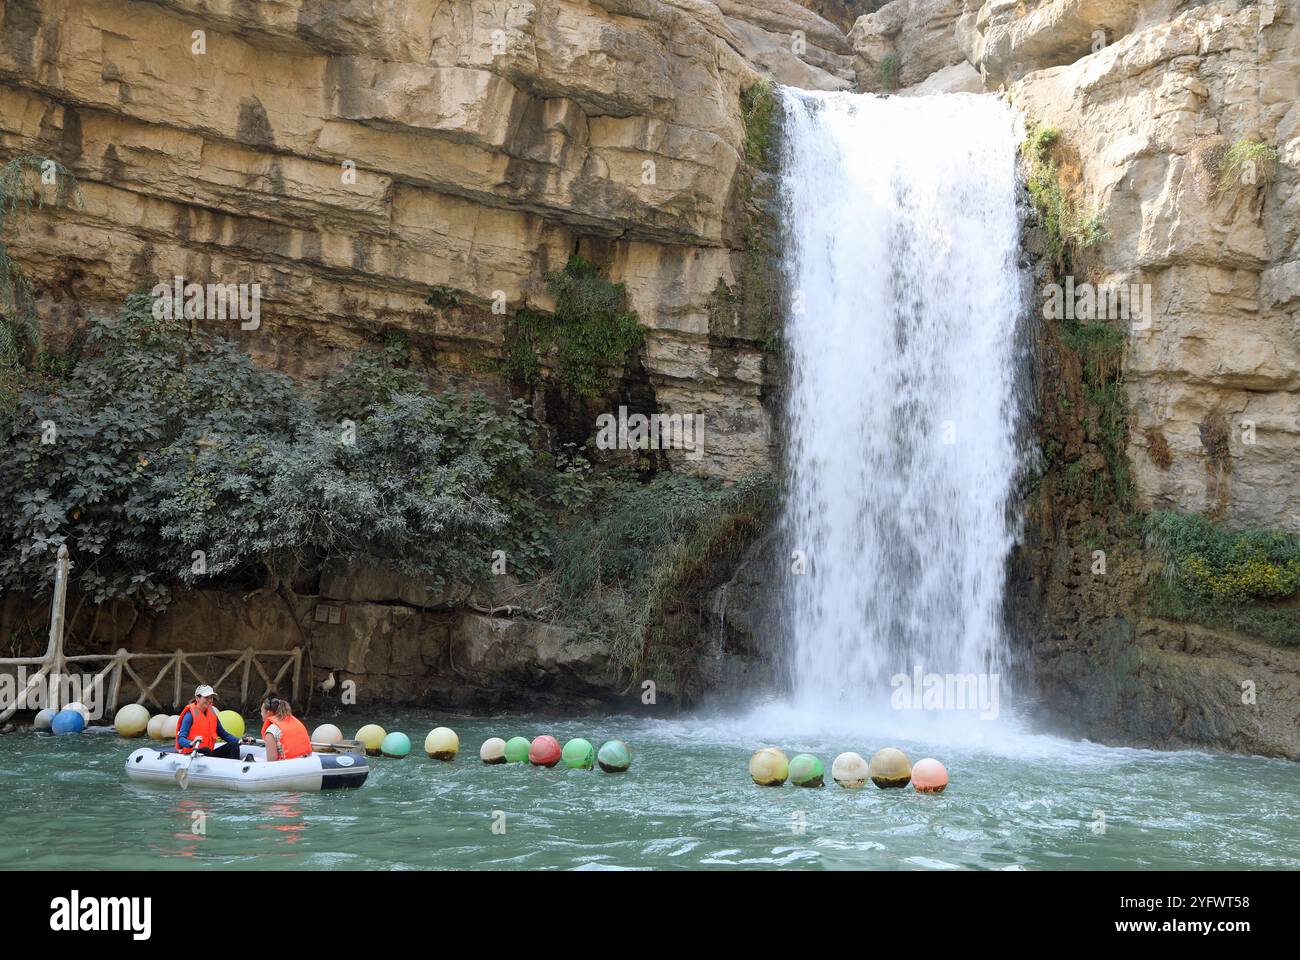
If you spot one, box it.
[258,697,312,761]
[176,684,242,759]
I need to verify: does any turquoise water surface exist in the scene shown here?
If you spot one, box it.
[2,710,1297,870]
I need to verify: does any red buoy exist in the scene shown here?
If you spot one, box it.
[528,735,562,767]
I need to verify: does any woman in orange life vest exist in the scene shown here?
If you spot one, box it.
[258,697,312,761]
[176,684,243,759]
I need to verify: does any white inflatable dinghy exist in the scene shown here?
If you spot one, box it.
[125,744,369,792]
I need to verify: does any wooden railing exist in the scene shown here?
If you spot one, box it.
[0,545,301,722]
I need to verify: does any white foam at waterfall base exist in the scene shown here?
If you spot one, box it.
[773,89,1026,736]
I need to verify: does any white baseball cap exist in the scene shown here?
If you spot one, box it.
[194,684,216,698]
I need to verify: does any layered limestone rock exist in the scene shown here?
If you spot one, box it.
[1010,0,1300,531]
[0,0,847,483]
[848,0,969,91]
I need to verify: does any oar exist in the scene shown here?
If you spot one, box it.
[175,737,203,789]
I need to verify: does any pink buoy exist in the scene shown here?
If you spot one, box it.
[528,735,562,767]
[912,758,949,794]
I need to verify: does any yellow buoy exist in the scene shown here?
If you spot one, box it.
[424,727,460,761]
[218,709,245,739]
[312,723,343,745]
[146,714,168,740]
[869,747,912,789]
[161,715,181,739]
[113,704,150,737]
[749,747,789,786]
[355,724,387,756]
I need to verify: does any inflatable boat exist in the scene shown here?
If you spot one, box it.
[125,744,369,792]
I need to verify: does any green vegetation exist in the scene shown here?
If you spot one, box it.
[1,156,81,410]
[877,54,901,92]
[1145,512,1300,646]
[740,79,778,171]
[1216,139,1280,201]
[499,256,646,399]
[1060,320,1132,510]
[0,296,546,606]
[425,285,461,310]
[542,472,774,674]
[1022,124,1108,275]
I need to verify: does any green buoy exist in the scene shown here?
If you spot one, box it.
[380,731,411,758]
[596,740,631,773]
[788,754,825,788]
[562,738,595,770]
[504,736,531,763]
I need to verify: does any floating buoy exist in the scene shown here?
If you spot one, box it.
[424,727,459,761]
[789,753,825,788]
[529,735,562,767]
[312,723,343,745]
[114,704,150,737]
[911,758,948,794]
[380,731,411,758]
[480,737,507,764]
[597,740,631,773]
[51,709,85,736]
[146,714,167,740]
[749,747,789,786]
[33,708,55,732]
[504,736,531,763]
[355,724,387,756]
[218,709,245,739]
[162,715,181,739]
[832,752,869,789]
[65,701,91,724]
[869,747,912,789]
[562,738,595,770]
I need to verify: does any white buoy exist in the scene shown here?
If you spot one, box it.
[832,751,870,789]
[146,714,167,740]
[114,704,150,737]
[312,723,343,745]
[33,708,55,732]
[479,737,507,764]
[65,701,91,724]
[162,715,180,739]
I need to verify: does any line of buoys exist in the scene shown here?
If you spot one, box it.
[754,747,949,794]
[481,735,631,773]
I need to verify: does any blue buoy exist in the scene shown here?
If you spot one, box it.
[51,709,86,735]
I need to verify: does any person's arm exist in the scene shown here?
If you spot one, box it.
[214,716,238,745]
[265,726,282,762]
[177,711,197,750]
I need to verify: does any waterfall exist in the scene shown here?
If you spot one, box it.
[776,89,1026,724]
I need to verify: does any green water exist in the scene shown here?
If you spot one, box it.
[2,711,1297,870]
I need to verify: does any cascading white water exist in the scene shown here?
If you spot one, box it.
[777,89,1025,723]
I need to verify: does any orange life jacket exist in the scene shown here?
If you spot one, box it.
[261,713,312,760]
[177,702,217,755]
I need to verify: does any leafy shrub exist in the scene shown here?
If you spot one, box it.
[0,295,545,604]
[1145,511,1300,645]
[1022,124,1108,274]
[877,54,901,91]
[499,256,645,399]
[740,79,778,170]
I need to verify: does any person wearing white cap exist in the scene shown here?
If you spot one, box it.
[175,684,242,759]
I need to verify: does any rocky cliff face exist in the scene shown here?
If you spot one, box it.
[0,0,851,483]
[2,0,1297,752]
